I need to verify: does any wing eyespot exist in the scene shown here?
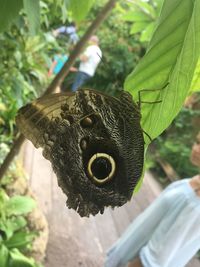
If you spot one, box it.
[87,153,116,185]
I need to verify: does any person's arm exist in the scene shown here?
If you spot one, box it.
[52,26,67,37]
[48,60,57,77]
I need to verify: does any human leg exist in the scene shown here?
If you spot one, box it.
[71,71,91,92]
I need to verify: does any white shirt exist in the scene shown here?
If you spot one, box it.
[79,45,102,76]
[105,179,200,267]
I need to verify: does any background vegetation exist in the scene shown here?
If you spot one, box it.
[0,0,200,263]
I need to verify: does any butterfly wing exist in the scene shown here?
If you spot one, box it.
[16,89,144,217]
[16,92,75,148]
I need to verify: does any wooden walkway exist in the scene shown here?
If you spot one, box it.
[23,141,200,267]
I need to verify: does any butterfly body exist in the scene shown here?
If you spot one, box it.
[16,89,144,217]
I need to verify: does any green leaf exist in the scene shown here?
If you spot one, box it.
[23,0,40,35]
[5,231,36,250]
[0,0,23,32]
[130,22,149,34]
[5,196,36,217]
[140,22,156,42]
[122,10,152,22]
[132,1,157,18]
[0,245,9,267]
[9,249,35,267]
[190,57,200,92]
[67,0,95,23]
[125,0,200,145]
[0,217,27,239]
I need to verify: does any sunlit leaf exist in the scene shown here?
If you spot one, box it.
[122,10,152,22]
[132,1,157,18]
[0,217,27,239]
[130,22,149,34]
[125,0,200,145]
[140,22,156,42]
[67,0,95,23]
[190,57,200,93]
[9,248,36,267]
[5,231,35,249]
[5,196,36,216]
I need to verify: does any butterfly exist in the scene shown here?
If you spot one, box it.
[16,89,144,217]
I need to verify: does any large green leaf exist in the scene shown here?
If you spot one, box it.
[125,0,200,145]
[0,0,23,32]
[67,0,95,23]
[23,0,40,35]
[5,196,36,216]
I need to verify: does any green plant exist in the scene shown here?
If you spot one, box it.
[0,0,199,192]
[0,189,42,267]
[122,0,163,43]
[151,105,200,178]
[125,0,200,145]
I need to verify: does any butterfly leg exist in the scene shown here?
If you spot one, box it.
[137,82,169,109]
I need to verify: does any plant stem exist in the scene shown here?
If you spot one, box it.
[0,0,117,182]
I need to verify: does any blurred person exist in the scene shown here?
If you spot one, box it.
[48,53,68,77]
[71,35,102,92]
[48,53,77,77]
[53,22,79,44]
[104,140,200,267]
[48,49,77,93]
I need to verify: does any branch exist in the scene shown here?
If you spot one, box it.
[0,0,117,181]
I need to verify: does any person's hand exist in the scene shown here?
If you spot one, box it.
[47,70,52,77]
[190,143,200,167]
[80,54,88,62]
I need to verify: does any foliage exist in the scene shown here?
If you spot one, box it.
[149,105,200,179]
[0,0,23,32]
[79,1,145,96]
[0,0,96,34]
[67,0,96,23]
[0,0,199,193]
[122,0,163,43]
[125,0,200,146]
[0,19,60,162]
[0,188,42,267]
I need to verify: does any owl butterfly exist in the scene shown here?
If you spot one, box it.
[16,89,144,217]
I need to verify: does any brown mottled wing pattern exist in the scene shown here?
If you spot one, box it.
[16,93,75,149]
[16,89,144,217]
